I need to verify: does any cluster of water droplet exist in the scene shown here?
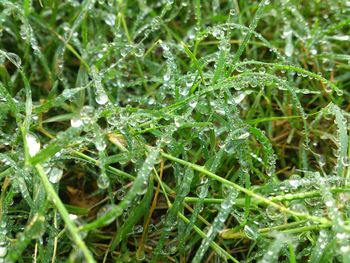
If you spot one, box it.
[0,221,8,262]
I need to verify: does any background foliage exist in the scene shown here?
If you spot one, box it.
[0,0,350,262]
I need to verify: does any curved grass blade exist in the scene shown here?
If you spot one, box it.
[151,168,194,262]
[110,176,154,250]
[191,189,237,263]
[80,148,160,231]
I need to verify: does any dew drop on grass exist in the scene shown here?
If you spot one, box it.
[134,44,145,58]
[200,177,209,185]
[70,116,83,128]
[0,242,7,258]
[289,179,300,188]
[332,35,350,41]
[238,132,250,140]
[92,66,109,105]
[305,196,321,206]
[289,202,308,214]
[163,71,171,82]
[336,232,348,240]
[266,205,283,220]
[266,166,274,177]
[244,225,259,240]
[49,167,63,183]
[137,180,148,195]
[25,133,41,157]
[212,28,223,39]
[186,76,194,88]
[340,245,350,253]
[97,173,110,189]
[318,155,326,167]
[104,13,116,26]
[3,51,22,68]
[95,91,108,105]
[221,200,230,210]
[325,200,334,207]
[310,48,318,55]
[133,225,143,234]
[234,90,253,104]
[80,106,95,124]
[95,138,107,151]
[341,156,350,166]
[196,185,208,198]
[189,99,198,108]
[336,89,344,96]
[174,116,182,128]
[164,243,177,255]
[69,214,78,221]
[285,42,293,57]
[97,204,117,225]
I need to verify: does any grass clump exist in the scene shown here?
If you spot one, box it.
[0,0,350,262]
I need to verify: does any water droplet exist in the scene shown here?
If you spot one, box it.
[238,132,250,140]
[266,205,283,220]
[69,214,78,221]
[20,24,29,40]
[0,245,7,258]
[134,44,145,58]
[163,72,171,82]
[95,138,107,151]
[189,100,198,108]
[336,232,348,240]
[336,89,344,96]
[221,200,230,210]
[133,225,143,233]
[266,166,274,177]
[196,186,208,198]
[3,52,22,68]
[138,181,148,195]
[318,155,326,167]
[62,89,74,98]
[97,204,116,225]
[80,106,95,125]
[332,35,350,41]
[285,42,293,57]
[115,188,126,200]
[70,116,83,128]
[49,167,63,183]
[104,13,116,26]
[165,243,177,255]
[244,225,259,240]
[341,156,350,167]
[26,133,41,157]
[290,202,308,214]
[325,200,334,207]
[174,116,182,128]
[95,91,108,105]
[340,245,350,253]
[97,173,110,189]
[212,28,223,39]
